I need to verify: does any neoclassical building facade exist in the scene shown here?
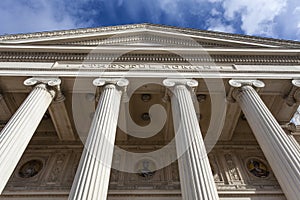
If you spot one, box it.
[0,24,300,200]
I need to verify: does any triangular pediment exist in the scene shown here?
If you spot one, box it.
[53,31,245,48]
[0,23,300,48]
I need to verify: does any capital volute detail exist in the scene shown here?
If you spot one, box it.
[163,79,198,88]
[93,78,129,102]
[227,79,265,102]
[162,79,198,102]
[93,78,129,87]
[228,79,265,88]
[24,77,61,98]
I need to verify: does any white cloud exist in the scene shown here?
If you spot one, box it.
[292,6,300,38]
[157,0,185,23]
[221,0,287,37]
[208,0,222,2]
[207,18,235,33]
[211,8,221,16]
[206,0,300,40]
[0,0,80,34]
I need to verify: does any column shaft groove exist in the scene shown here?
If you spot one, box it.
[171,85,219,200]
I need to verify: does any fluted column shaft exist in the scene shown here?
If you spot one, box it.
[231,81,300,200]
[69,79,127,200]
[164,79,219,200]
[0,83,55,193]
[287,134,300,153]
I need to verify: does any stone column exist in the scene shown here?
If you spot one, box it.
[229,79,300,200]
[0,77,59,194]
[163,79,219,200]
[69,78,128,200]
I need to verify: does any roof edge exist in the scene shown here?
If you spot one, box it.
[0,23,299,47]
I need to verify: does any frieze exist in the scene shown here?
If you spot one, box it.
[53,62,235,71]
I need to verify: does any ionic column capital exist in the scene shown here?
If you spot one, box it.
[285,79,300,106]
[93,78,129,102]
[227,79,265,102]
[163,78,198,88]
[93,78,129,88]
[24,77,61,99]
[24,77,61,87]
[163,79,198,102]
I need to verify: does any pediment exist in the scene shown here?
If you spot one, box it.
[0,23,300,49]
[56,31,245,48]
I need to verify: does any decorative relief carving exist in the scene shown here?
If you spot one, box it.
[136,159,156,179]
[246,158,270,178]
[18,160,43,178]
[171,161,180,182]
[109,170,121,189]
[109,160,180,190]
[46,153,67,184]
[5,154,49,191]
[235,148,280,190]
[208,153,224,183]
[224,153,242,183]
[4,144,282,193]
[65,150,82,185]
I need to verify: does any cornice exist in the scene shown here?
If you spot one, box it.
[0,23,300,48]
[1,44,300,54]
[0,24,146,42]
[147,24,300,48]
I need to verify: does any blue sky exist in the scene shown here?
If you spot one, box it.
[0,0,300,41]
